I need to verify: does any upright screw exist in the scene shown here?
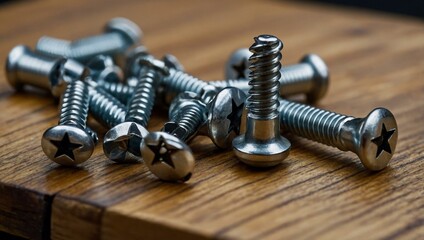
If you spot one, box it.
[6,45,88,97]
[233,35,291,167]
[278,99,398,170]
[141,93,206,182]
[41,80,94,166]
[36,18,141,63]
[103,57,169,163]
[220,49,329,103]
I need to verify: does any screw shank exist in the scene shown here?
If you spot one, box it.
[16,51,63,90]
[279,99,355,151]
[279,63,314,97]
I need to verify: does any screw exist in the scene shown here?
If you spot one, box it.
[6,45,88,97]
[220,49,329,103]
[41,80,94,166]
[36,18,141,63]
[233,35,291,167]
[86,79,127,129]
[141,94,205,182]
[103,57,169,163]
[278,99,398,170]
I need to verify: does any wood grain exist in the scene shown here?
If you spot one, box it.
[0,0,423,239]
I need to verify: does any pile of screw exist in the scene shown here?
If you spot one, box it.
[6,18,398,182]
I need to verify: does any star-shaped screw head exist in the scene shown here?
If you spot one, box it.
[103,122,149,163]
[206,87,247,149]
[41,125,94,166]
[225,48,251,80]
[357,108,398,171]
[141,132,195,182]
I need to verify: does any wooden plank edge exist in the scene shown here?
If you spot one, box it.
[0,182,52,240]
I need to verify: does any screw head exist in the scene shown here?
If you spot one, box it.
[233,117,291,167]
[41,125,94,166]
[103,122,149,163]
[300,54,329,103]
[357,108,398,171]
[207,87,246,149]
[141,132,195,182]
[105,18,142,45]
[162,54,185,72]
[5,45,28,90]
[225,48,251,80]
[86,55,123,83]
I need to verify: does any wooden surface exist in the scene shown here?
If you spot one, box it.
[0,0,423,239]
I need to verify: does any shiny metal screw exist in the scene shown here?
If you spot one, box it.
[141,94,205,182]
[233,35,291,167]
[36,18,141,63]
[6,45,88,97]
[41,80,94,166]
[220,49,329,103]
[103,57,169,163]
[86,79,127,129]
[278,99,398,170]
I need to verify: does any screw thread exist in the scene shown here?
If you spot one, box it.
[162,68,209,95]
[58,80,89,130]
[169,103,206,141]
[247,35,282,119]
[279,99,354,149]
[88,81,126,128]
[36,36,72,59]
[100,81,134,104]
[71,32,127,62]
[125,69,159,126]
[85,126,99,145]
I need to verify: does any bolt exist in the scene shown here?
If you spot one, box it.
[86,55,123,83]
[278,99,398,170]
[220,49,329,103]
[36,18,141,63]
[103,57,169,163]
[6,45,88,97]
[41,80,94,166]
[233,35,291,167]
[141,94,205,182]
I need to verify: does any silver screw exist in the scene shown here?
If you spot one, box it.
[141,93,205,182]
[278,99,398,170]
[6,45,88,97]
[41,80,94,166]
[220,49,329,103]
[86,79,127,129]
[233,35,291,167]
[36,18,141,63]
[103,57,169,163]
